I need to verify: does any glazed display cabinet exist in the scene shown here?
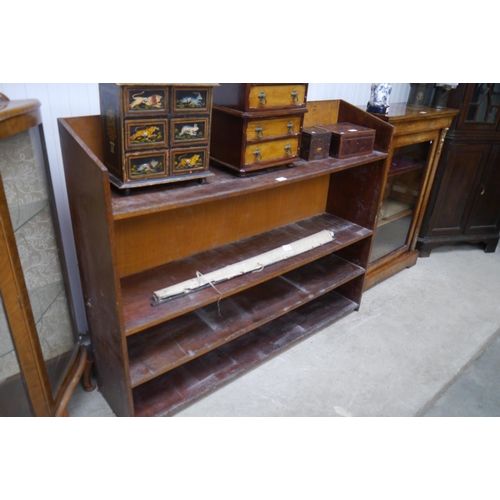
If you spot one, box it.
[417,83,500,256]
[58,100,392,417]
[364,103,458,290]
[0,93,84,416]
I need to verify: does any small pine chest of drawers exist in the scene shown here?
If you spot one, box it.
[99,83,216,191]
[209,84,308,176]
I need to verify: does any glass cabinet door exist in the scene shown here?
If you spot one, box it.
[0,125,76,414]
[459,83,500,131]
[0,294,34,416]
[370,141,431,263]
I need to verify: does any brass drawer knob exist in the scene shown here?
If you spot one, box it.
[254,148,262,161]
[287,121,294,134]
[284,143,292,156]
[258,92,267,105]
[291,89,298,103]
[255,125,263,138]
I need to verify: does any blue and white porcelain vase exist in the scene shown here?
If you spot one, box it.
[367,83,392,114]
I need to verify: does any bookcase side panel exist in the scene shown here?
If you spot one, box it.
[58,118,133,417]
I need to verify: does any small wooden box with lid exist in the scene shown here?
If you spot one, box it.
[99,84,217,191]
[317,122,375,159]
[209,83,308,176]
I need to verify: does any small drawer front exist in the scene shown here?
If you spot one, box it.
[246,116,303,141]
[125,119,168,149]
[248,85,307,110]
[245,137,299,165]
[171,147,209,175]
[173,87,212,114]
[171,117,209,145]
[126,151,168,181]
[124,87,168,116]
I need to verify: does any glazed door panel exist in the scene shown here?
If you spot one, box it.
[457,83,500,132]
[465,145,500,235]
[425,144,491,236]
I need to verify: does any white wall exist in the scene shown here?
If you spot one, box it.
[0,83,410,333]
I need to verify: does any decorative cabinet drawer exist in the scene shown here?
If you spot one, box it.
[171,147,209,175]
[99,83,216,191]
[127,150,168,180]
[245,115,303,141]
[170,117,209,146]
[125,119,168,150]
[213,83,308,111]
[245,137,299,165]
[210,105,307,176]
[317,122,375,159]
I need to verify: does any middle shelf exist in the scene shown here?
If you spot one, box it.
[120,211,372,335]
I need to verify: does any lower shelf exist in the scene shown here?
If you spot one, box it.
[132,289,359,417]
[128,253,364,388]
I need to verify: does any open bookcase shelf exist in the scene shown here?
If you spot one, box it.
[132,290,359,417]
[120,212,371,334]
[58,99,392,416]
[128,253,364,389]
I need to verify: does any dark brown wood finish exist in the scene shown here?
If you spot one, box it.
[132,290,358,417]
[58,99,393,416]
[418,84,500,256]
[128,255,364,388]
[58,117,134,417]
[121,213,371,334]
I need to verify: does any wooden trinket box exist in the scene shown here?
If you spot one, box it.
[318,122,375,159]
[300,126,332,161]
[99,83,216,191]
[210,84,308,176]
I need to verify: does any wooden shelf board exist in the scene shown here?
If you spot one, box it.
[132,290,359,417]
[128,254,364,388]
[111,152,388,220]
[121,212,371,335]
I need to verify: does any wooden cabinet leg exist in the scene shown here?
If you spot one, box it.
[484,238,499,253]
[82,349,96,392]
